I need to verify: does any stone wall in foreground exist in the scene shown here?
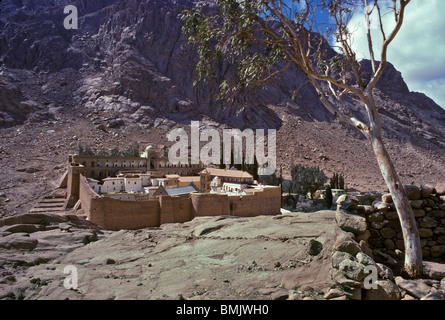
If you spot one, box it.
[364,184,445,262]
[325,185,445,300]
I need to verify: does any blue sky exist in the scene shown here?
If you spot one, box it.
[280,0,445,108]
[346,0,445,108]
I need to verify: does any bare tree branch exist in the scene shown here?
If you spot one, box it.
[367,0,410,92]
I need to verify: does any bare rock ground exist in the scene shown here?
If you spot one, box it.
[0,211,339,300]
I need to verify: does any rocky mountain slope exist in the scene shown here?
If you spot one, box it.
[0,0,445,216]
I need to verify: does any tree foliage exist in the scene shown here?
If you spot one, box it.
[324,185,333,208]
[181,0,411,134]
[330,172,345,189]
[290,164,327,199]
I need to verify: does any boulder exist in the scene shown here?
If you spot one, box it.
[382,193,393,203]
[420,216,438,228]
[410,200,424,210]
[355,230,370,242]
[1,224,41,234]
[0,213,66,227]
[107,118,124,128]
[367,212,384,222]
[376,263,394,280]
[338,260,366,282]
[420,292,444,300]
[413,209,426,218]
[336,195,358,212]
[384,239,395,250]
[357,205,374,216]
[363,280,401,300]
[395,277,432,299]
[431,210,445,218]
[370,220,389,230]
[418,228,433,238]
[335,209,367,236]
[373,201,391,211]
[421,185,435,198]
[359,240,374,259]
[404,185,421,200]
[331,251,356,268]
[324,287,346,300]
[435,183,445,195]
[0,233,38,250]
[422,261,445,280]
[380,227,396,239]
[333,240,362,257]
[430,245,445,258]
[385,211,399,220]
[356,252,376,267]
[308,239,323,256]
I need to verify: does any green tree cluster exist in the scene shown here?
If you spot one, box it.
[330,173,345,189]
[324,186,333,209]
[290,165,327,199]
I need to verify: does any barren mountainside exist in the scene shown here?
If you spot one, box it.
[0,0,445,216]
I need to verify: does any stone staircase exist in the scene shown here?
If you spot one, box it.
[28,193,66,215]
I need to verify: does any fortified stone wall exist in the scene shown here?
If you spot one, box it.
[79,174,281,230]
[80,174,160,230]
[229,187,282,217]
[159,195,191,225]
[99,198,160,231]
[190,193,231,217]
[79,174,102,225]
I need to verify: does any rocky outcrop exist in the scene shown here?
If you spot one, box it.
[1,211,340,300]
[0,80,40,127]
[0,212,101,300]
[1,0,445,134]
[327,195,445,300]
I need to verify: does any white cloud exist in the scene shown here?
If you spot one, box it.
[346,0,445,108]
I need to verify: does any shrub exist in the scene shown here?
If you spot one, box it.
[290,165,328,199]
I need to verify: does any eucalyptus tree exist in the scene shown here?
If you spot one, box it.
[181,0,422,277]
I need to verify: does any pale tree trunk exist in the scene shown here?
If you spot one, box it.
[365,97,423,278]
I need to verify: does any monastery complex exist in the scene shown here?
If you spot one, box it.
[61,145,282,230]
